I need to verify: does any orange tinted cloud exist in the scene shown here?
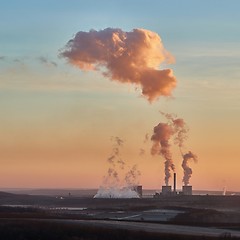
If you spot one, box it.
[60,28,176,102]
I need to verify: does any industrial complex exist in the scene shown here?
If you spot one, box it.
[154,173,193,197]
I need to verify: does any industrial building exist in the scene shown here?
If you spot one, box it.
[182,185,192,195]
[154,173,193,197]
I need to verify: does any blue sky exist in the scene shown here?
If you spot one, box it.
[1,0,240,89]
[1,0,240,56]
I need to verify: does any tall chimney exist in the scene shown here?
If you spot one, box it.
[173,173,176,192]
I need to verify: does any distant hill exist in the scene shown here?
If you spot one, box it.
[0,191,16,197]
[1,188,98,197]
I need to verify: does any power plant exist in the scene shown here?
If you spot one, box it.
[154,173,192,197]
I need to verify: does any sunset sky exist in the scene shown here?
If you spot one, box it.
[1,0,240,191]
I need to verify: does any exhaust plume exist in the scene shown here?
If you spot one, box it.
[125,164,141,186]
[151,122,175,186]
[104,137,125,186]
[160,112,189,148]
[151,112,197,186]
[139,133,149,156]
[95,136,141,198]
[182,151,197,186]
[60,28,177,102]
[161,113,198,186]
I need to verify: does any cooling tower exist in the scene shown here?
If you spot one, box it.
[162,186,172,195]
[182,185,192,195]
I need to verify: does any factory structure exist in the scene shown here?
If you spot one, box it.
[131,173,192,198]
[154,173,193,198]
[132,185,143,197]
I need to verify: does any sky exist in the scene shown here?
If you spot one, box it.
[0,0,240,191]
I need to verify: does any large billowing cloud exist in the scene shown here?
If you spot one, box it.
[60,28,176,102]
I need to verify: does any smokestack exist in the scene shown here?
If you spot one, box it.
[173,172,176,192]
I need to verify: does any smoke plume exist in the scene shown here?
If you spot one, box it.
[104,136,125,186]
[151,112,197,186]
[60,28,176,102]
[125,164,141,186]
[151,122,175,185]
[95,136,141,198]
[182,151,197,186]
[160,113,197,186]
[139,133,149,156]
[160,112,189,148]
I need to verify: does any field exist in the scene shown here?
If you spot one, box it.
[0,191,239,239]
